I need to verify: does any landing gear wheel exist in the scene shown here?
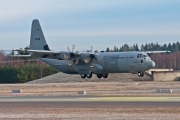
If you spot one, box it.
[138,72,144,77]
[87,72,92,78]
[103,73,109,78]
[97,74,103,78]
[81,74,87,79]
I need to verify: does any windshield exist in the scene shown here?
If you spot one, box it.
[137,54,148,58]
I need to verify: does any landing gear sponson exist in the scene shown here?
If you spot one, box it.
[80,73,109,79]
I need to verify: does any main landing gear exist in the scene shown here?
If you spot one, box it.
[138,71,144,77]
[80,72,92,79]
[80,73,109,79]
[97,74,108,78]
[80,74,87,78]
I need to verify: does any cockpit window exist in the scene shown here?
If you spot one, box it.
[137,54,148,58]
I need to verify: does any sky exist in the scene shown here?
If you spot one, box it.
[0,0,180,51]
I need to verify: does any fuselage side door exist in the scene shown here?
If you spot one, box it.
[103,56,111,71]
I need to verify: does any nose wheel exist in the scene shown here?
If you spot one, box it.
[138,72,144,77]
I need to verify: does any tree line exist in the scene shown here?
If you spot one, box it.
[106,42,180,52]
[0,64,58,83]
[0,51,58,83]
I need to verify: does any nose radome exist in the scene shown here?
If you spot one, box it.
[151,61,155,67]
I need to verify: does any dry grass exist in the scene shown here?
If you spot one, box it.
[0,81,180,96]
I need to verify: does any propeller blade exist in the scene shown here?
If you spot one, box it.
[75,58,79,64]
[64,54,69,60]
[72,44,75,52]
[84,58,90,63]
[90,46,93,54]
[68,60,73,66]
[67,46,70,52]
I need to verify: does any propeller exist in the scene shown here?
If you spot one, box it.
[90,46,99,63]
[66,45,77,65]
[82,46,99,63]
[66,45,98,65]
[67,45,76,59]
[89,46,97,61]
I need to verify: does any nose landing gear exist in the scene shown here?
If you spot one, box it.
[138,72,144,77]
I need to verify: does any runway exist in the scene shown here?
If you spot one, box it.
[0,96,180,102]
[0,96,180,120]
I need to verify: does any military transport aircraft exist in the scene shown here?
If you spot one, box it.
[11,19,170,79]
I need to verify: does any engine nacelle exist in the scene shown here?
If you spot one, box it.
[56,51,70,60]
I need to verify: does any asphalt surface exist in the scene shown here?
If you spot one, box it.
[1,100,180,106]
[1,96,180,120]
[1,96,180,103]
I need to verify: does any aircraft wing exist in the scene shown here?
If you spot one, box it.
[145,51,171,54]
[14,49,60,54]
[12,49,97,63]
[28,50,62,59]
[10,49,61,59]
[28,50,60,54]
[8,55,31,57]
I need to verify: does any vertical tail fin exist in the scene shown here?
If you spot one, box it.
[30,19,50,51]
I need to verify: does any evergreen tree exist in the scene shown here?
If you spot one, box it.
[106,47,110,52]
[122,44,129,51]
[135,44,139,51]
[141,45,145,51]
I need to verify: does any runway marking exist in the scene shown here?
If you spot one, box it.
[0,96,180,102]
[79,97,180,101]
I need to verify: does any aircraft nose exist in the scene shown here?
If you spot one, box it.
[146,60,155,68]
[151,61,155,68]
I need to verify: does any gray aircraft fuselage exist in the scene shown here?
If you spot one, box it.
[41,51,155,75]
